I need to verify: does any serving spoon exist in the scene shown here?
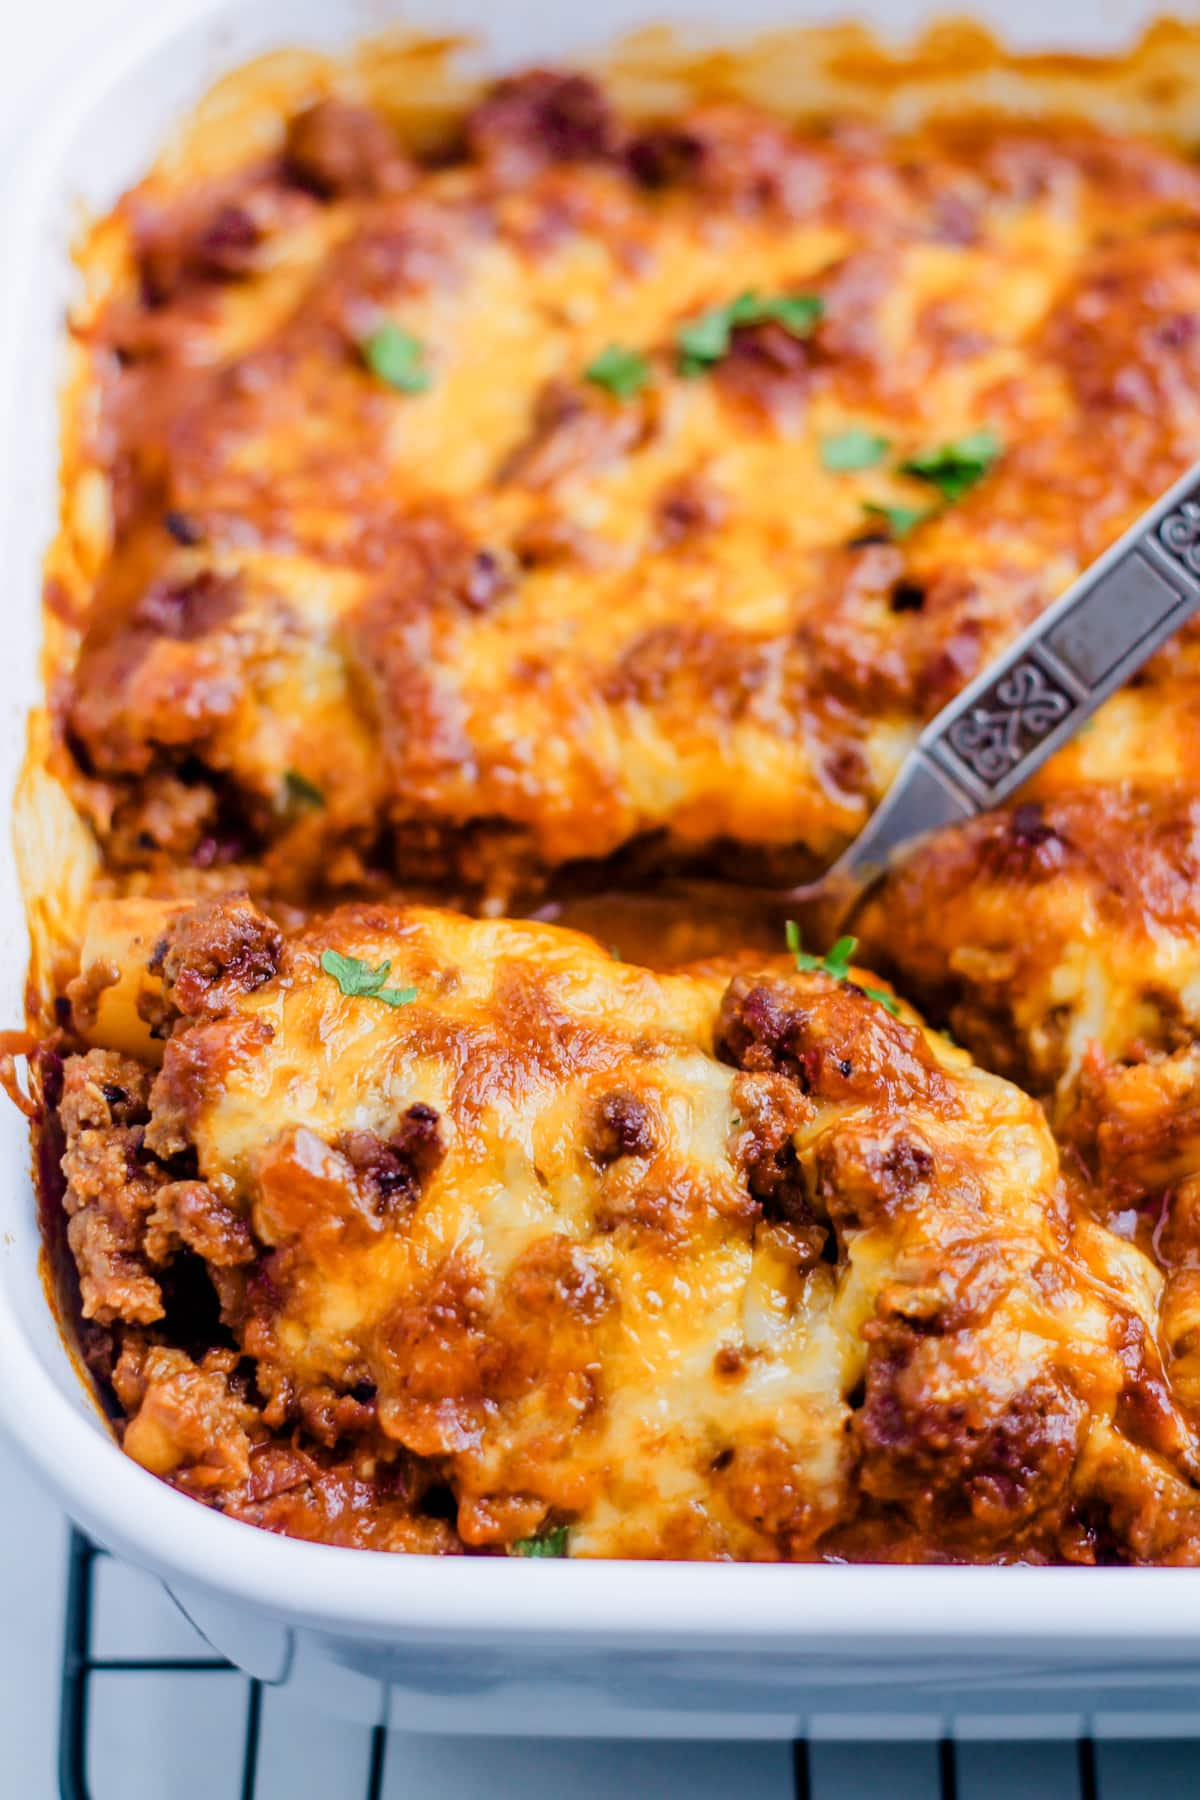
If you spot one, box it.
[788,454,1200,943]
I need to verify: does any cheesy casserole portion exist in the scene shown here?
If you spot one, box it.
[47,894,1200,1562]
[26,58,1200,1564]
[57,71,1200,901]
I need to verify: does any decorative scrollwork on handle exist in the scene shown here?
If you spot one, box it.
[1159,498,1200,580]
[945,660,1073,786]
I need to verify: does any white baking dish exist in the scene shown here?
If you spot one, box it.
[5,0,1200,1740]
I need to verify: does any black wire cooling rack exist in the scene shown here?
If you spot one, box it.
[59,1532,387,1800]
[59,1528,1119,1800]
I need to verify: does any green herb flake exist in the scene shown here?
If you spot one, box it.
[900,426,1002,502]
[676,289,824,375]
[511,1524,569,1558]
[362,322,432,394]
[786,919,851,977]
[821,935,858,981]
[760,293,825,336]
[585,343,651,401]
[320,948,417,1009]
[820,428,890,473]
[861,501,932,541]
[676,311,730,374]
[785,923,901,1014]
[283,768,325,811]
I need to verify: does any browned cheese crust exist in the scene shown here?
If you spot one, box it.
[854,756,1200,1419]
[43,892,1200,1563]
[31,62,1200,1563]
[56,74,1200,903]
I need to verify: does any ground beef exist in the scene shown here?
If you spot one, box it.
[63,960,120,1036]
[101,774,219,867]
[191,205,262,279]
[856,1313,1086,1547]
[68,574,246,780]
[585,1089,657,1164]
[727,1071,826,1260]
[812,1128,935,1234]
[144,1180,256,1268]
[335,1103,446,1214]
[133,570,242,641]
[284,99,413,199]
[499,378,648,489]
[146,892,283,1024]
[716,970,949,1107]
[466,71,618,185]
[715,319,816,419]
[58,1051,165,1326]
[117,1342,257,1490]
[654,471,728,547]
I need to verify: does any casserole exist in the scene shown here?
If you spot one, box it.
[8,0,1200,1735]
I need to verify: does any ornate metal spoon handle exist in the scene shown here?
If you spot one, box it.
[798,456,1200,924]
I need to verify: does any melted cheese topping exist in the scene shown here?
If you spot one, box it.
[60,895,1200,1562]
[861,780,1200,1094]
[33,58,1200,1565]
[57,86,1200,902]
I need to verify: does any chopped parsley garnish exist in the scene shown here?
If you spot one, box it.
[511,1524,569,1558]
[785,920,901,1016]
[283,768,324,810]
[900,427,1001,502]
[820,428,890,472]
[320,949,417,1009]
[861,501,933,541]
[787,920,856,979]
[676,290,824,375]
[755,293,826,335]
[361,322,432,394]
[585,344,651,400]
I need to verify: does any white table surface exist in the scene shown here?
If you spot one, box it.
[5,4,1200,1794]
